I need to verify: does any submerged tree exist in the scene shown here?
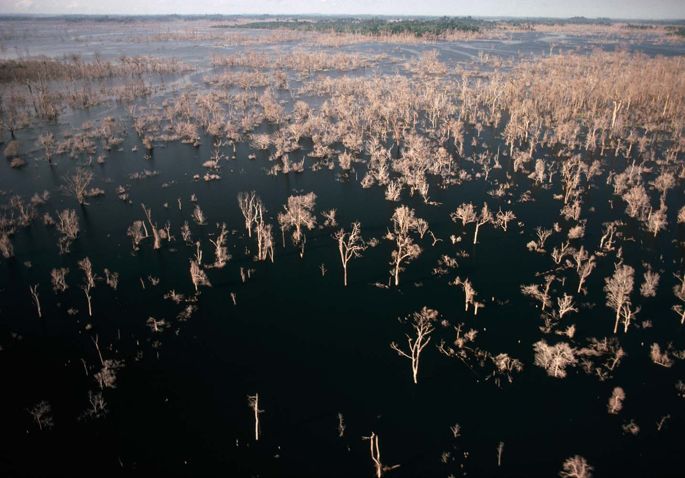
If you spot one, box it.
[247,393,263,441]
[334,222,366,287]
[390,307,438,384]
[27,401,54,431]
[209,223,230,268]
[50,267,69,293]
[574,247,596,294]
[38,133,55,163]
[64,168,95,205]
[189,259,211,293]
[237,191,261,238]
[363,432,399,478]
[673,273,685,324]
[607,387,625,414]
[78,257,97,317]
[56,209,79,254]
[533,340,577,378]
[604,264,635,334]
[141,203,162,250]
[387,206,423,287]
[29,284,41,318]
[278,192,317,258]
[559,455,593,478]
[472,202,493,244]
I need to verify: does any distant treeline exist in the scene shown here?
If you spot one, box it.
[231,17,490,36]
[667,26,685,37]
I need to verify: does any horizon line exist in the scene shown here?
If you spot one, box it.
[0,13,683,22]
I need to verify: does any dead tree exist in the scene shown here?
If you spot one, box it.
[64,168,94,205]
[453,276,478,314]
[0,234,13,258]
[56,209,80,254]
[127,220,148,251]
[189,259,211,292]
[533,340,577,378]
[192,205,207,225]
[141,203,161,250]
[451,202,476,237]
[390,307,438,384]
[556,294,577,319]
[28,401,54,431]
[387,206,423,287]
[495,209,516,232]
[334,222,366,287]
[473,203,493,244]
[38,133,55,163]
[521,275,555,311]
[672,273,685,324]
[247,393,263,441]
[209,223,230,268]
[278,192,317,258]
[559,455,593,478]
[237,191,260,238]
[640,270,660,297]
[29,284,41,318]
[362,432,399,478]
[604,264,635,334]
[607,387,625,414]
[50,268,69,293]
[599,222,618,251]
[574,247,596,293]
[78,257,96,317]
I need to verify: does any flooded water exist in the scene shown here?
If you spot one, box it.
[0,17,684,478]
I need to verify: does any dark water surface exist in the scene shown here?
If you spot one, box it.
[0,20,684,478]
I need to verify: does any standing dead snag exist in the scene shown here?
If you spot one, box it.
[386,206,423,287]
[334,222,367,287]
[604,264,636,334]
[56,209,80,254]
[495,209,516,232]
[28,401,54,431]
[533,340,577,378]
[453,277,479,314]
[672,273,685,324]
[363,432,399,478]
[337,412,346,438]
[237,191,260,238]
[141,203,161,250]
[209,223,230,268]
[277,192,317,258]
[50,268,69,293]
[607,387,625,414]
[559,455,593,478]
[496,441,504,467]
[64,168,95,205]
[192,205,207,225]
[451,202,476,237]
[556,294,577,319]
[574,247,596,294]
[390,307,438,384]
[78,257,97,317]
[472,203,493,245]
[38,133,55,163]
[189,259,211,293]
[247,393,263,441]
[29,284,41,318]
[521,275,555,311]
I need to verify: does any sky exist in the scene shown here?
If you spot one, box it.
[1,0,684,20]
